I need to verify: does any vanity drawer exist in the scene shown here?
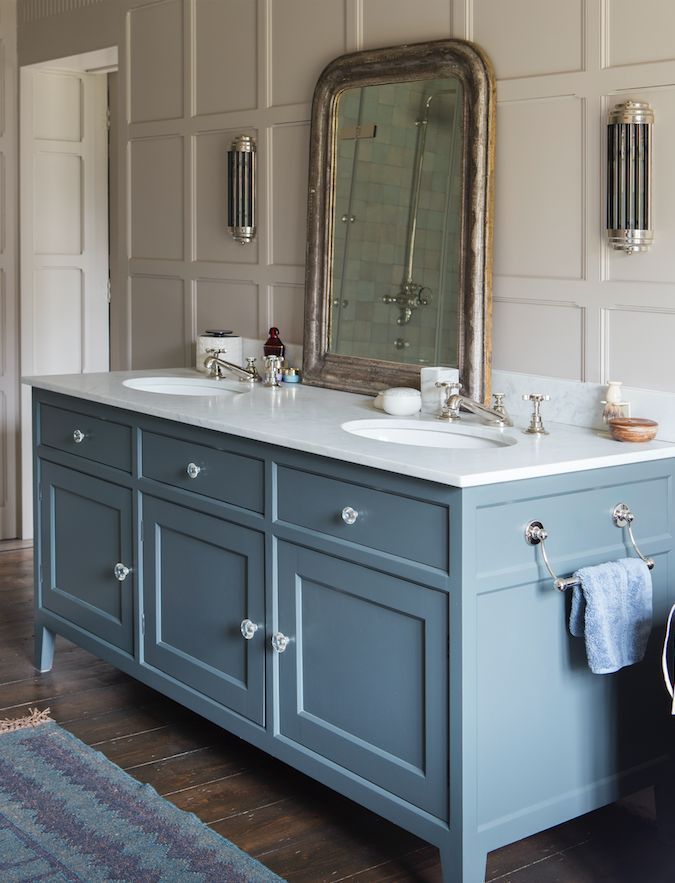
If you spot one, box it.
[141,431,264,514]
[276,465,449,571]
[39,403,132,472]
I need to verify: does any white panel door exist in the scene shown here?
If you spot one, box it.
[20,66,110,537]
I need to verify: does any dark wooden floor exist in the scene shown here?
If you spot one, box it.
[2,544,674,882]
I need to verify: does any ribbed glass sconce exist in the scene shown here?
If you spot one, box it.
[607,100,653,254]
[227,134,256,244]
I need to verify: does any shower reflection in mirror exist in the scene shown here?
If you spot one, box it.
[330,78,463,367]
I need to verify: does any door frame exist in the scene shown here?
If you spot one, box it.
[19,46,118,538]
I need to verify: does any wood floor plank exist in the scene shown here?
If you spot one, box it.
[128,741,268,795]
[92,717,226,768]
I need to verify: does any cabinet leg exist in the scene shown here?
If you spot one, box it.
[439,839,487,883]
[35,625,55,672]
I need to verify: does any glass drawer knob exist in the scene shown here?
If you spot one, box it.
[72,429,85,444]
[186,462,201,479]
[240,619,259,640]
[272,632,289,654]
[341,506,359,525]
[114,562,130,581]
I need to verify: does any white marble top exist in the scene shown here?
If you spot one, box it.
[23,369,675,488]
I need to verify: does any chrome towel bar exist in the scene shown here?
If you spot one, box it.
[525,503,655,591]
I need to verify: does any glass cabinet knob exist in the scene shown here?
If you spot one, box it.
[114,562,131,581]
[271,632,289,654]
[186,462,201,479]
[72,429,85,444]
[341,506,359,525]
[240,619,259,640]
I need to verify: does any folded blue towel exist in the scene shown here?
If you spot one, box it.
[569,558,652,674]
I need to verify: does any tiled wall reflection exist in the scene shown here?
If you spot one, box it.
[331,79,462,366]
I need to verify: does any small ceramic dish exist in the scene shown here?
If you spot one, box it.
[608,417,658,443]
[382,387,422,416]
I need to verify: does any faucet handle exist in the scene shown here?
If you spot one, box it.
[523,393,550,435]
[435,380,461,395]
[244,356,260,378]
[436,381,462,421]
[491,393,513,427]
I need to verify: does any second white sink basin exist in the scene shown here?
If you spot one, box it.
[342,418,517,450]
[123,376,245,397]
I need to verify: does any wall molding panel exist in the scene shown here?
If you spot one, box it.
[17,0,675,388]
[20,0,105,26]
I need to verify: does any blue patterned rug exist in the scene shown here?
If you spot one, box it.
[0,711,283,882]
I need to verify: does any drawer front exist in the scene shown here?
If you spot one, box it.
[472,467,672,593]
[142,431,264,513]
[276,465,449,571]
[40,403,132,472]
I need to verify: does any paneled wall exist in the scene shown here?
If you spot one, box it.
[16,0,675,390]
[472,0,675,390]
[0,0,17,538]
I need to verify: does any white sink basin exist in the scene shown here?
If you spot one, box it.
[341,419,517,450]
[122,377,244,397]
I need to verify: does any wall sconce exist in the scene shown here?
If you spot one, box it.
[606,100,653,254]
[227,134,256,244]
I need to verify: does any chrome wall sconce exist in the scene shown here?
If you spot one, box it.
[606,100,653,254]
[227,134,256,244]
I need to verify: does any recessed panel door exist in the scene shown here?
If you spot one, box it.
[142,496,265,724]
[40,461,133,653]
[276,541,449,820]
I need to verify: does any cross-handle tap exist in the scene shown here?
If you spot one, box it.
[437,382,512,427]
[491,393,513,427]
[204,350,260,382]
[523,393,550,435]
[436,381,462,420]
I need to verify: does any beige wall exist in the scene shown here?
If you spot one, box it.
[17,0,675,390]
[0,0,17,538]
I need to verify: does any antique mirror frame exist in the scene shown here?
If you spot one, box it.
[302,39,495,402]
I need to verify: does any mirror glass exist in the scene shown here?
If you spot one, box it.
[303,40,495,401]
[331,78,463,368]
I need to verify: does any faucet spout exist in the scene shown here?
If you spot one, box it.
[204,354,260,383]
[445,394,512,426]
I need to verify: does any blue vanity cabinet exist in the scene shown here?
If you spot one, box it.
[37,460,134,658]
[31,388,675,883]
[141,495,266,725]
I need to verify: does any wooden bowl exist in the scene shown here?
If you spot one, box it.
[608,417,658,443]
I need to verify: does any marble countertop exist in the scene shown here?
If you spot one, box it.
[23,369,675,488]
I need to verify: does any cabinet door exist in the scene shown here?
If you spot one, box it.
[39,461,134,653]
[142,496,265,725]
[276,542,449,820]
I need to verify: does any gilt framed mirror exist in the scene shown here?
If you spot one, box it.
[302,39,495,402]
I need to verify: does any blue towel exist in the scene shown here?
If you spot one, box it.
[569,558,652,674]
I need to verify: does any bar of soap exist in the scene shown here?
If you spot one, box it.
[382,387,422,416]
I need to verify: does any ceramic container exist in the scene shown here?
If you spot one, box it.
[608,417,658,443]
[420,366,460,414]
[196,331,242,372]
[382,387,422,416]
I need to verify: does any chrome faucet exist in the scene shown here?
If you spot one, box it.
[204,351,260,383]
[436,382,512,426]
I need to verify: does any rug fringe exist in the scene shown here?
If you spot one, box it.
[0,707,52,735]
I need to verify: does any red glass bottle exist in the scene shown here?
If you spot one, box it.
[264,327,285,359]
